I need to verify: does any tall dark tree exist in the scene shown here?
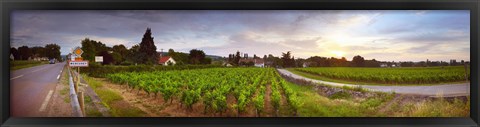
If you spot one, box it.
[234,51,241,65]
[18,46,32,60]
[45,44,61,60]
[139,28,158,64]
[352,55,365,67]
[228,54,234,64]
[281,51,295,68]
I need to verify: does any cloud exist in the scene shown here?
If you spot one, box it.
[10,10,470,62]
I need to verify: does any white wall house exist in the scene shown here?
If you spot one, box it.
[158,56,176,66]
[380,63,388,67]
[254,59,264,67]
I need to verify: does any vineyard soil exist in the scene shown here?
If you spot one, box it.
[99,78,294,117]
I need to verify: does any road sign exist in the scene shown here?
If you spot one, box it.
[95,56,103,62]
[75,57,83,61]
[73,47,84,56]
[69,61,89,67]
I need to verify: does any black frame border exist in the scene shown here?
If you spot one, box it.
[0,0,479,127]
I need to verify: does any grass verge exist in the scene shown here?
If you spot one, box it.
[10,60,48,70]
[283,80,469,117]
[82,74,146,117]
[84,96,104,117]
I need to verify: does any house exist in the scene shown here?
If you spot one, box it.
[302,62,314,68]
[158,56,176,66]
[254,59,264,67]
[239,58,265,67]
[380,63,388,67]
[10,53,14,60]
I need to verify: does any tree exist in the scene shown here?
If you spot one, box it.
[189,49,206,64]
[202,57,212,64]
[10,47,19,60]
[126,44,143,65]
[166,48,187,65]
[234,51,241,65]
[295,58,306,67]
[18,46,32,60]
[98,51,114,65]
[281,51,296,68]
[45,44,61,60]
[111,52,122,65]
[139,28,158,64]
[352,55,365,67]
[168,49,175,56]
[364,59,380,67]
[81,38,108,61]
[111,44,129,64]
[31,46,46,58]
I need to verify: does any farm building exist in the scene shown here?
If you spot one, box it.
[254,59,265,67]
[158,56,176,66]
[239,58,265,67]
[380,63,388,67]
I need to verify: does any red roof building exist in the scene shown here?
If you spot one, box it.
[158,56,176,65]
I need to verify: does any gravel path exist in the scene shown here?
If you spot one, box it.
[277,69,470,97]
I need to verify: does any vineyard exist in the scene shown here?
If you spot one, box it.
[106,68,301,116]
[292,66,469,84]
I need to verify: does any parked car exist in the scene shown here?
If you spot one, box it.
[49,59,56,64]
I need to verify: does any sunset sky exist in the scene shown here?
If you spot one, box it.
[11,10,470,62]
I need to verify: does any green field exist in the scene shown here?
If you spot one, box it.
[10,60,47,70]
[107,68,300,116]
[291,66,469,85]
[103,67,469,117]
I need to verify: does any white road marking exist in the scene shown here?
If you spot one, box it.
[57,74,61,80]
[39,90,54,112]
[10,75,24,80]
[32,67,47,73]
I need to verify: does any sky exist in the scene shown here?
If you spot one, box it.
[11,10,470,62]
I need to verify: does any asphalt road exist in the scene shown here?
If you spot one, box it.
[277,69,470,97]
[10,62,66,117]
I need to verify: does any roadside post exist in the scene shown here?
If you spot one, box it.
[464,63,469,84]
[78,91,85,116]
[69,47,88,116]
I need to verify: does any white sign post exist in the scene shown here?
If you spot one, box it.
[95,56,104,63]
